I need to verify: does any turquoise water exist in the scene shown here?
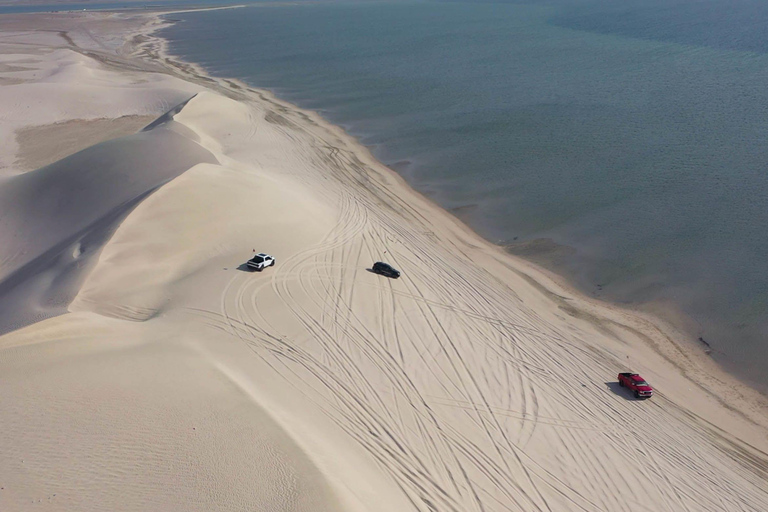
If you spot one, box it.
[160,0,768,390]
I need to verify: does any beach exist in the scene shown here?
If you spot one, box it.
[1,8,768,511]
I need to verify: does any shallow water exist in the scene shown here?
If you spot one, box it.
[160,0,768,390]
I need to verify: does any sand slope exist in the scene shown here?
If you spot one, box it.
[0,103,217,335]
[0,313,347,511]
[1,10,768,512]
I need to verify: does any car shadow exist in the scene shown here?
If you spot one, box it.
[605,381,641,401]
[236,263,255,272]
[365,268,400,278]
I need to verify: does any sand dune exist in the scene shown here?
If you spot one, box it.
[0,43,199,176]
[1,10,768,512]
[0,102,217,334]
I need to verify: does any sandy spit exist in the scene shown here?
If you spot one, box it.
[0,8,767,512]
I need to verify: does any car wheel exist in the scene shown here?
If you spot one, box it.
[634,391,640,399]
[619,380,624,387]
[272,260,276,266]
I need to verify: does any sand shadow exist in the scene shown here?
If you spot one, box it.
[605,381,642,401]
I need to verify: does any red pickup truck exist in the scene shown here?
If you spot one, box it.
[618,372,653,399]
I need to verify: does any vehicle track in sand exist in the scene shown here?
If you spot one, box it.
[182,99,768,511]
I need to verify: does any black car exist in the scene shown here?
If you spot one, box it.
[372,261,400,279]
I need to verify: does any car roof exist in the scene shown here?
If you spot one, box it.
[631,374,646,381]
[256,253,269,257]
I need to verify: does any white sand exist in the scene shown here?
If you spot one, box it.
[1,9,768,512]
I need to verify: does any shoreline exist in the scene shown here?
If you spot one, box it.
[503,235,768,394]
[135,8,768,449]
[147,2,768,398]
[2,8,768,510]
[142,9,768,403]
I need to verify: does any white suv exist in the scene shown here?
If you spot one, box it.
[247,253,275,271]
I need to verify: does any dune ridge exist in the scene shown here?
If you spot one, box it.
[1,9,768,512]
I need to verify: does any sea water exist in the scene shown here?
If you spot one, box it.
[160,0,768,390]
[0,0,253,15]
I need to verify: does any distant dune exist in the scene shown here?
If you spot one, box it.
[1,10,767,512]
